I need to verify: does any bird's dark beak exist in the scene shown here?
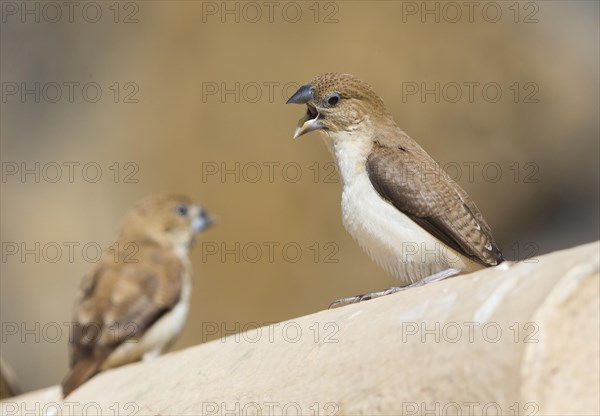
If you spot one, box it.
[193,209,214,232]
[286,84,324,139]
[286,84,313,104]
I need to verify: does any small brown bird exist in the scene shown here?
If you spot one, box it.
[61,194,213,397]
[287,73,503,307]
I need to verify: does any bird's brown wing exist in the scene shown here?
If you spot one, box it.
[62,245,184,396]
[366,142,503,266]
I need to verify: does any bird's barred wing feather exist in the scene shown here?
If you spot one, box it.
[68,247,184,366]
[366,143,503,266]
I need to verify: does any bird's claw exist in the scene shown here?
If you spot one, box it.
[328,287,404,309]
[328,268,461,309]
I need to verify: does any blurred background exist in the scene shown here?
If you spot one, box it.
[1,1,598,393]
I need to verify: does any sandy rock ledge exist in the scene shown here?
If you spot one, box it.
[1,242,599,415]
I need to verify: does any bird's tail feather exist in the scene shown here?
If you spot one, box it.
[61,357,102,398]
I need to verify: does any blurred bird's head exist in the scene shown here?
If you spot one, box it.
[120,194,213,251]
[287,73,391,139]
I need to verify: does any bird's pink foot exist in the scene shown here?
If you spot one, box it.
[328,268,460,309]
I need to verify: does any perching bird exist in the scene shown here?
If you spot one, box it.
[287,73,503,307]
[61,194,213,397]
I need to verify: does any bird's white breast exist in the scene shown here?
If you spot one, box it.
[324,131,473,285]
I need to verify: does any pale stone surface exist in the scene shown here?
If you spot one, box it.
[2,242,599,416]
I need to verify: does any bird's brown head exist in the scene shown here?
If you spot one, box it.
[120,194,213,250]
[287,73,390,139]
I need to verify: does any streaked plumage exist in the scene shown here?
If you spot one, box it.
[287,73,503,287]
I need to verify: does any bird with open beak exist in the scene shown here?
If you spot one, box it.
[287,73,503,307]
[61,194,213,397]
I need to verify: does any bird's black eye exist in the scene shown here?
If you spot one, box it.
[175,205,188,216]
[327,93,340,106]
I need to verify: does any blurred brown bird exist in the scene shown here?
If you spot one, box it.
[287,73,503,307]
[0,356,22,400]
[61,194,213,397]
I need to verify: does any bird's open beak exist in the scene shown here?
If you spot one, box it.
[286,84,324,139]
